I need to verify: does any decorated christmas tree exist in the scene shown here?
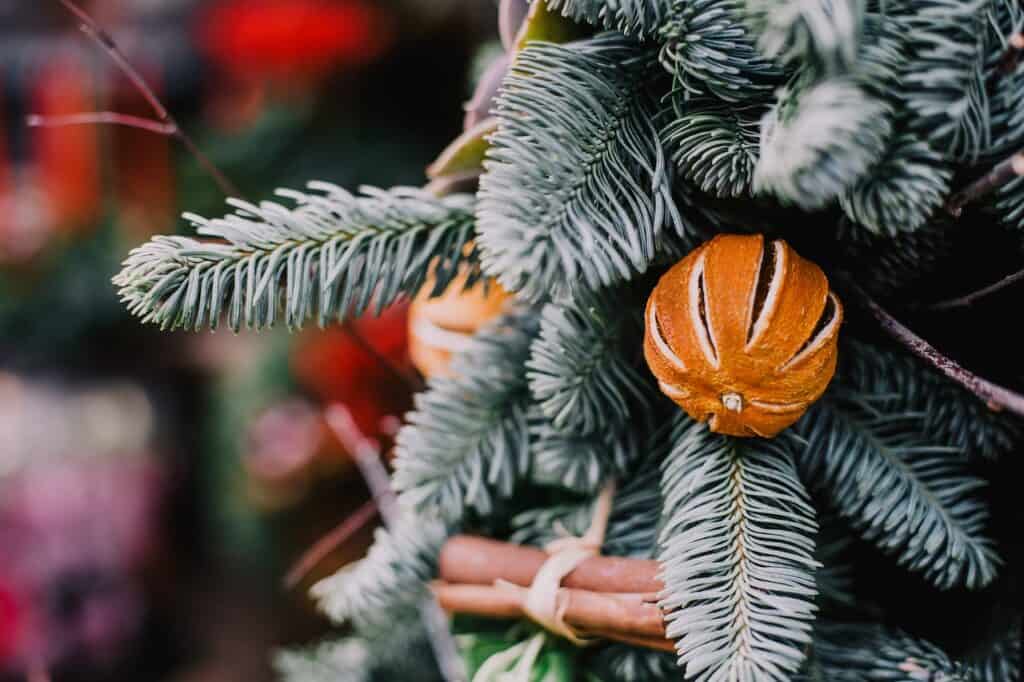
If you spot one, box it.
[114,1,1022,680]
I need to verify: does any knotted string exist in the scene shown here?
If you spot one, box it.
[495,480,617,645]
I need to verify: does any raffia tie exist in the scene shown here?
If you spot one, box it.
[495,480,617,646]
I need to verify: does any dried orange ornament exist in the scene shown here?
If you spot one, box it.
[644,234,842,437]
[409,266,512,378]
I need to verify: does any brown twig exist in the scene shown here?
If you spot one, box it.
[324,405,466,682]
[283,499,378,590]
[439,535,661,594]
[343,322,424,394]
[926,266,1024,311]
[44,0,241,198]
[945,152,1024,217]
[26,112,176,135]
[846,281,1024,416]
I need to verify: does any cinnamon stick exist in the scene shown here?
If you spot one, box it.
[439,535,662,594]
[431,582,673,652]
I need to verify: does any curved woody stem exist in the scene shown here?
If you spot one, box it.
[36,0,242,198]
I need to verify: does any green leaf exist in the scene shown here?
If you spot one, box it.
[114,185,477,331]
[798,391,1000,590]
[659,420,819,681]
[477,34,684,302]
[392,314,537,522]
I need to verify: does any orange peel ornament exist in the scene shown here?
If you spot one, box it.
[409,267,512,379]
[644,234,842,437]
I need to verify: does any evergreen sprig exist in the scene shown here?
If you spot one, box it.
[755,77,892,209]
[477,34,683,302]
[810,623,973,681]
[311,516,447,632]
[798,392,999,590]
[542,0,671,38]
[661,100,765,197]
[659,420,819,681]
[114,186,477,331]
[528,412,640,493]
[511,422,667,557]
[392,314,536,522]
[744,0,864,74]
[526,291,651,437]
[839,133,953,235]
[841,340,1020,458]
[900,0,992,161]
[659,0,784,102]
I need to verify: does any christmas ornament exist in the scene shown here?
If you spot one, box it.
[644,233,842,437]
[409,268,512,378]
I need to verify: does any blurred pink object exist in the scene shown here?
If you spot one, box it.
[0,459,163,675]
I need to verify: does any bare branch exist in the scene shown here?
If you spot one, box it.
[946,153,1024,217]
[48,0,241,198]
[844,279,1024,417]
[324,405,466,682]
[27,112,175,136]
[926,266,1024,311]
[283,499,378,590]
[343,322,424,394]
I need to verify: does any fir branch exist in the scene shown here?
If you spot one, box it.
[511,422,668,558]
[834,220,952,298]
[901,0,992,161]
[839,133,953,235]
[969,619,1022,682]
[659,420,818,681]
[392,315,537,523]
[586,644,679,681]
[659,0,784,103]
[528,411,640,494]
[798,392,999,590]
[477,34,684,303]
[661,101,765,197]
[114,186,477,332]
[275,627,443,682]
[542,0,671,38]
[810,623,973,681]
[745,0,863,74]
[311,515,448,632]
[841,340,1020,458]
[755,77,892,210]
[526,291,651,437]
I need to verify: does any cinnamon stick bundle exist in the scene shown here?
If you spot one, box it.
[433,535,674,653]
